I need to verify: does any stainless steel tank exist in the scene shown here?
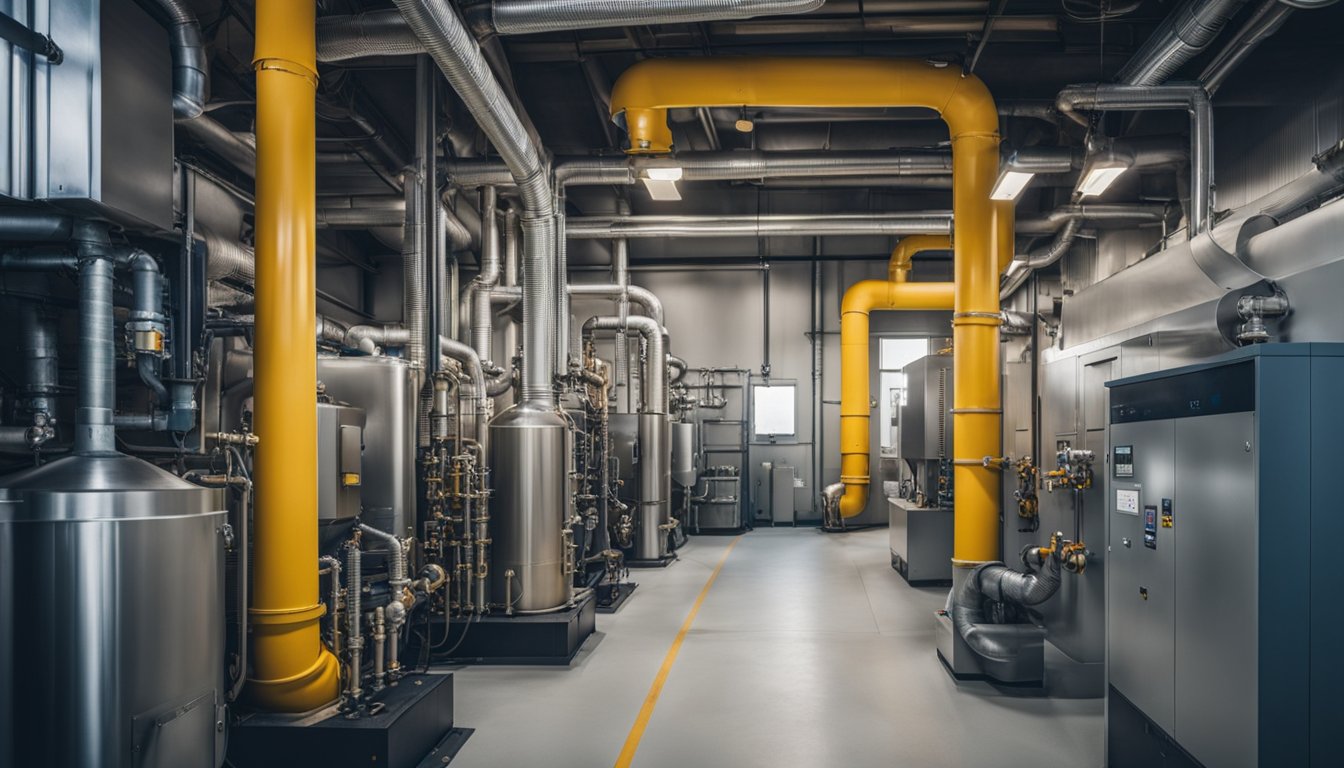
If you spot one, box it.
[317,356,419,538]
[489,404,572,612]
[671,420,698,488]
[635,413,672,560]
[317,400,365,552]
[0,454,227,768]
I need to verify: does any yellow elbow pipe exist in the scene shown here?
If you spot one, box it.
[248,0,341,711]
[608,57,1007,562]
[888,234,951,283]
[839,280,954,517]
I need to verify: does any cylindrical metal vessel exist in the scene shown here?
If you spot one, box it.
[636,413,672,560]
[0,454,227,768]
[489,404,572,611]
[671,420,698,488]
[316,356,419,538]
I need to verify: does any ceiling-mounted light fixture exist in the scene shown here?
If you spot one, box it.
[1076,140,1134,198]
[990,169,1035,201]
[734,107,755,133]
[640,166,684,201]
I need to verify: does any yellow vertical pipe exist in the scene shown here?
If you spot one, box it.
[888,234,951,283]
[949,124,1002,567]
[247,0,341,711]
[838,280,954,517]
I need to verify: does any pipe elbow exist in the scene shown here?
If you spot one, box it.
[838,483,869,518]
[940,72,999,139]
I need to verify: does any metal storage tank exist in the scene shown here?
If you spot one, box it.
[489,404,573,612]
[671,420,698,488]
[317,355,419,539]
[0,454,227,768]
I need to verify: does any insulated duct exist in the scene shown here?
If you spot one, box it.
[390,0,557,407]
[1117,0,1248,86]
[490,0,824,35]
[320,1,821,58]
[150,0,208,120]
[582,316,666,413]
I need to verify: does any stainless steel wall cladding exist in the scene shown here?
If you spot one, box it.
[1,0,174,230]
[671,420,698,488]
[489,405,572,612]
[317,356,419,539]
[636,413,671,560]
[0,454,227,768]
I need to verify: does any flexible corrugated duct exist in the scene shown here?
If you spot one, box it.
[149,0,207,119]
[1117,0,1248,86]
[390,0,556,406]
[320,1,821,59]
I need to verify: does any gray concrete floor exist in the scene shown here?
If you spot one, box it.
[448,527,1102,768]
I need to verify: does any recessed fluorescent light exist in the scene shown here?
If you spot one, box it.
[990,170,1035,201]
[643,166,683,181]
[640,166,684,200]
[1077,164,1128,197]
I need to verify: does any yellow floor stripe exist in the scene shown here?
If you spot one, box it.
[613,536,742,768]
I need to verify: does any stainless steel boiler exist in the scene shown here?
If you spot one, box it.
[489,404,573,612]
[317,355,418,538]
[671,420,698,488]
[0,454,227,767]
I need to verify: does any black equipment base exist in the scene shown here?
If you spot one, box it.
[626,554,677,568]
[419,590,597,665]
[227,673,464,768]
[891,552,952,587]
[596,580,638,613]
[1108,685,1203,768]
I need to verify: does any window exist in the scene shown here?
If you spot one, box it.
[878,338,929,449]
[752,383,796,439]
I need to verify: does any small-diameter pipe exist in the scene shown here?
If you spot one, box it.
[439,336,491,443]
[582,316,666,413]
[490,0,823,35]
[345,324,411,355]
[77,253,116,455]
[318,554,343,658]
[344,539,364,703]
[372,607,386,691]
[565,213,952,239]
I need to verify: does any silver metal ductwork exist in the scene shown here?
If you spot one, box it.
[490,0,824,35]
[317,10,425,63]
[1117,0,1249,86]
[149,0,208,119]
[1056,84,1213,236]
[321,1,821,59]
[566,213,953,239]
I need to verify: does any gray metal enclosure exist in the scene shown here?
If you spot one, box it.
[1104,344,1344,768]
